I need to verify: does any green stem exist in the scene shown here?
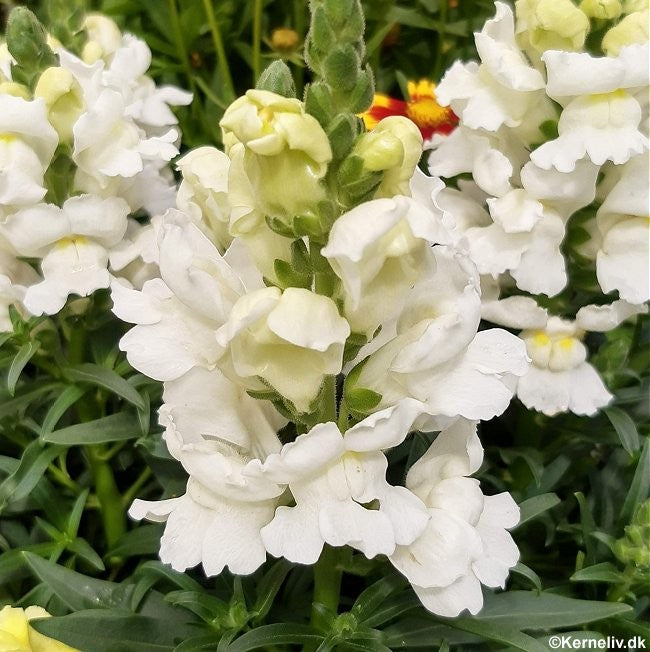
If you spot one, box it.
[433,0,448,80]
[122,467,153,509]
[87,448,126,550]
[337,399,349,433]
[608,565,636,603]
[201,0,235,101]
[293,0,306,95]
[193,74,228,110]
[167,0,196,92]
[311,545,343,631]
[252,0,263,84]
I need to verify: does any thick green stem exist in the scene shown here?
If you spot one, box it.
[87,448,126,550]
[311,545,343,631]
[252,0,263,84]
[201,0,235,101]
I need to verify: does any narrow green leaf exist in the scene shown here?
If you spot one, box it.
[43,411,142,445]
[0,382,60,419]
[604,406,640,455]
[173,635,220,651]
[7,341,39,395]
[570,562,621,584]
[471,591,633,629]
[251,560,291,621]
[23,551,126,611]
[41,385,87,438]
[0,441,64,511]
[510,562,543,592]
[165,590,230,624]
[67,538,105,571]
[64,363,145,410]
[226,624,324,651]
[66,489,89,538]
[107,524,164,558]
[31,610,195,652]
[440,617,549,652]
[516,493,560,527]
[352,574,408,622]
[621,437,650,521]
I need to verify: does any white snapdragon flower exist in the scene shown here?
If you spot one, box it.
[0,248,39,331]
[176,147,232,252]
[0,95,58,210]
[215,286,350,414]
[390,419,520,617]
[1,195,129,315]
[260,399,430,564]
[321,195,452,336]
[353,246,529,421]
[130,366,287,576]
[518,316,613,416]
[435,3,547,133]
[531,44,649,172]
[112,211,255,380]
[595,154,650,304]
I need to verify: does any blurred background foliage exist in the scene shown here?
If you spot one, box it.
[0,0,648,650]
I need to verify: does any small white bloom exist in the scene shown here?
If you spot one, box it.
[321,195,451,335]
[0,95,58,209]
[390,419,520,617]
[176,147,232,251]
[518,317,612,416]
[1,195,129,315]
[260,399,430,564]
[354,247,529,421]
[216,286,350,414]
[0,248,39,331]
[595,155,650,304]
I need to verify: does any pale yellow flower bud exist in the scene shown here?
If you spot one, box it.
[0,81,30,99]
[516,0,591,52]
[220,90,332,225]
[579,0,623,19]
[34,67,84,142]
[0,605,78,652]
[82,14,122,63]
[353,116,423,198]
[602,9,650,55]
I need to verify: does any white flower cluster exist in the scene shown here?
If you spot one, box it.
[0,14,190,322]
[119,88,529,617]
[427,0,649,417]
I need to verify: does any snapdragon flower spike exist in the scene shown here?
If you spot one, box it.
[361,79,458,141]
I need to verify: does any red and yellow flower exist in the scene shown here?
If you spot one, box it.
[361,79,458,140]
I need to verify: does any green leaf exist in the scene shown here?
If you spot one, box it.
[64,363,146,410]
[345,388,382,414]
[67,538,105,571]
[0,441,64,511]
[66,489,89,538]
[107,524,164,558]
[510,562,543,592]
[251,560,291,621]
[361,592,420,628]
[165,590,230,624]
[30,610,196,652]
[23,551,128,611]
[440,617,549,652]
[273,259,312,290]
[516,493,560,527]
[7,341,39,395]
[351,574,408,622]
[621,437,650,521]
[0,382,60,419]
[383,618,480,648]
[604,406,640,455]
[471,591,633,629]
[40,385,88,438]
[43,411,143,445]
[173,635,221,651]
[226,624,324,652]
[570,562,621,584]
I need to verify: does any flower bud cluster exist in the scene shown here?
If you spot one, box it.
[425,0,649,417]
[0,9,190,320]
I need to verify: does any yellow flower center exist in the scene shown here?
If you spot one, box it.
[405,80,454,128]
[0,132,16,143]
